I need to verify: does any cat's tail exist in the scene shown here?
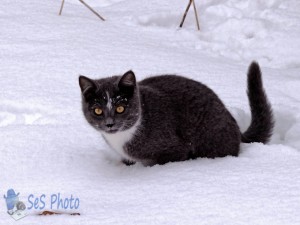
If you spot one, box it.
[241,62,274,144]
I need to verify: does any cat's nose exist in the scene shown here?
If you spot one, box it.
[105,118,114,128]
[106,123,114,128]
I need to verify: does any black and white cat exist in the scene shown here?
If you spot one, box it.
[79,62,274,166]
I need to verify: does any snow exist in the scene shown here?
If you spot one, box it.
[1,0,300,224]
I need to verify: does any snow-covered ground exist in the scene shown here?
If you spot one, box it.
[1,0,300,224]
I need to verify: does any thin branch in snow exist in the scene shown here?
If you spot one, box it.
[179,0,192,28]
[78,0,105,21]
[192,0,200,30]
[58,0,105,21]
[179,0,200,31]
[58,0,65,16]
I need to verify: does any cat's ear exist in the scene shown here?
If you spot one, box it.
[118,70,136,95]
[119,70,136,87]
[79,75,96,100]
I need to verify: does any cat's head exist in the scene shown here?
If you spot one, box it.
[79,71,140,134]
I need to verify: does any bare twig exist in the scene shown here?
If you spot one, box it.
[179,0,200,31]
[179,0,192,28]
[192,0,200,30]
[59,0,65,15]
[39,210,80,216]
[78,0,105,21]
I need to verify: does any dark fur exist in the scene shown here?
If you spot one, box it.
[241,62,274,143]
[79,62,274,166]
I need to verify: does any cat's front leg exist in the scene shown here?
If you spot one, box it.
[122,159,136,166]
[140,159,158,167]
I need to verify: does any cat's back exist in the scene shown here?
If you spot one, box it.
[139,75,217,100]
[139,75,212,94]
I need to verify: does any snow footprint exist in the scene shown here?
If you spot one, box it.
[0,102,57,127]
[230,107,300,150]
[137,13,180,29]
[272,110,300,149]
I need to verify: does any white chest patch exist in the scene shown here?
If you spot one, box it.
[101,118,141,160]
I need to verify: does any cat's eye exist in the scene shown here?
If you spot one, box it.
[94,108,103,115]
[116,106,125,114]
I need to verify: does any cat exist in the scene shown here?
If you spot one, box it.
[79,62,274,166]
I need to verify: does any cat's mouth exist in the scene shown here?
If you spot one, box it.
[93,124,119,133]
[105,128,119,134]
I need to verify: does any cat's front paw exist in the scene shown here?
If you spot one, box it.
[122,159,136,166]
